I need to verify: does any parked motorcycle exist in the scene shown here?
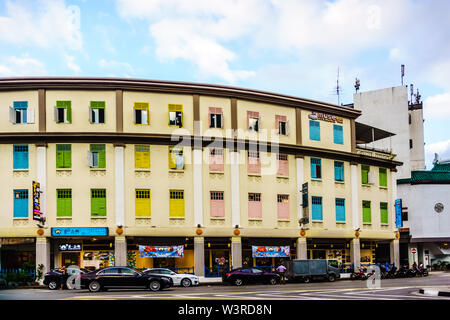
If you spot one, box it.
[350,267,368,280]
[416,264,429,277]
[395,265,409,278]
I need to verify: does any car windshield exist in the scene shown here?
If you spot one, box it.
[121,268,139,275]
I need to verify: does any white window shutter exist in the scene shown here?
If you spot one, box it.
[368,171,375,184]
[133,108,137,124]
[54,106,58,122]
[142,110,148,125]
[9,106,15,124]
[87,150,93,167]
[89,106,93,123]
[286,120,290,135]
[220,114,224,128]
[27,107,35,124]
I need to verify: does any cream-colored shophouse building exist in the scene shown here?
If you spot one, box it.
[0,78,401,277]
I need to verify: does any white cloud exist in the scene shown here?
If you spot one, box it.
[0,0,82,50]
[64,54,81,74]
[424,93,450,120]
[0,55,47,76]
[98,59,135,77]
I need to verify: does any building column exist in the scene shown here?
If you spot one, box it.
[296,237,307,260]
[36,237,50,284]
[351,163,359,231]
[193,147,203,227]
[114,145,125,228]
[296,156,304,222]
[231,150,241,228]
[114,236,127,266]
[194,236,205,277]
[408,243,418,267]
[390,239,400,267]
[350,238,361,270]
[231,237,242,270]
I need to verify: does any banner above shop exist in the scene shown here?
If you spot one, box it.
[51,227,109,237]
[252,246,290,258]
[308,112,343,124]
[139,245,184,258]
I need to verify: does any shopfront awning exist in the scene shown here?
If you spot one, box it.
[355,122,395,144]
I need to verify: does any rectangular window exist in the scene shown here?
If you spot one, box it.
[334,161,344,182]
[169,190,185,217]
[248,193,262,219]
[379,168,387,187]
[209,107,223,128]
[135,189,151,217]
[56,144,72,169]
[335,198,345,222]
[310,158,322,179]
[333,124,343,144]
[380,202,388,224]
[13,145,29,170]
[135,145,150,169]
[247,151,261,175]
[275,115,289,135]
[89,101,105,124]
[133,102,149,125]
[209,148,224,172]
[9,101,33,124]
[55,101,72,123]
[13,190,28,218]
[277,194,289,220]
[309,120,320,141]
[362,200,371,223]
[210,191,225,218]
[168,104,183,127]
[57,189,72,217]
[247,111,260,132]
[361,165,370,184]
[277,154,289,177]
[311,196,323,221]
[91,189,106,217]
[89,144,106,168]
[168,146,184,170]
[409,139,413,149]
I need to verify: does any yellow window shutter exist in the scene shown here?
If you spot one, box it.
[168,147,177,169]
[135,189,151,217]
[168,104,183,112]
[169,190,185,217]
[135,145,150,169]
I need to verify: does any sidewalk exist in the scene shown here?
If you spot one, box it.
[418,287,450,297]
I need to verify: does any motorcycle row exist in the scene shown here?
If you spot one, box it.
[350,264,429,280]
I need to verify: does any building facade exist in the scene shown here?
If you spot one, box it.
[0,77,401,277]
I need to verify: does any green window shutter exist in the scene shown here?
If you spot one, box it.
[91,189,106,216]
[57,189,72,217]
[56,147,64,168]
[361,165,369,184]
[57,145,71,168]
[91,145,106,168]
[90,101,105,109]
[362,201,371,223]
[379,168,387,187]
[380,202,388,224]
[64,147,72,168]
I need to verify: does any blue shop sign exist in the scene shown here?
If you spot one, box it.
[51,227,109,237]
[395,199,403,228]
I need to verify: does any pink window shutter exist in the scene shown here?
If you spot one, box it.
[210,153,224,172]
[248,200,262,218]
[211,199,225,217]
[277,159,289,176]
[248,153,261,174]
[277,201,289,220]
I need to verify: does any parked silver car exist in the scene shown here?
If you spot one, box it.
[144,268,199,287]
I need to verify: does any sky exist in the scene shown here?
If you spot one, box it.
[0,0,449,169]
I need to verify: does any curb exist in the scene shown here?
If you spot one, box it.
[419,289,450,297]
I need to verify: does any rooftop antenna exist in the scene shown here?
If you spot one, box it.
[354,78,360,93]
[401,64,405,85]
[410,84,414,103]
[336,67,341,105]
[415,89,421,104]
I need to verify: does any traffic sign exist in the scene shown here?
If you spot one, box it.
[411,248,417,254]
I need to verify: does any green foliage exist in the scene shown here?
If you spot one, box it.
[36,264,45,281]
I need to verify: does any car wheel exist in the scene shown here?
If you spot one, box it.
[269,277,277,285]
[88,281,101,293]
[303,277,310,283]
[234,278,244,286]
[48,281,58,290]
[149,280,161,292]
[328,274,336,282]
[181,278,192,288]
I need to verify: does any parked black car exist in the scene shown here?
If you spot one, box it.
[222,267,280,286]
[43,268,89,290]
[80,267,173,292]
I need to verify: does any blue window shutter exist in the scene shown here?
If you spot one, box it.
[309,120,320,141]
[311,158,321,179]
[333,124,343,144]
[312,196,323,220]
[13,145,29,169]
[334,161,344,181]
[336,198,345,222]
[14,190,28,218]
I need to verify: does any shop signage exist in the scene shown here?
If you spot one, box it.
[32,181,41,221]
[395,199,403,228]
[59,244,82,251]
[252,246,290,258]
[302,183,308,208]
[308,112,343,124]
[51,227,109,237]
[139,245,184,258]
